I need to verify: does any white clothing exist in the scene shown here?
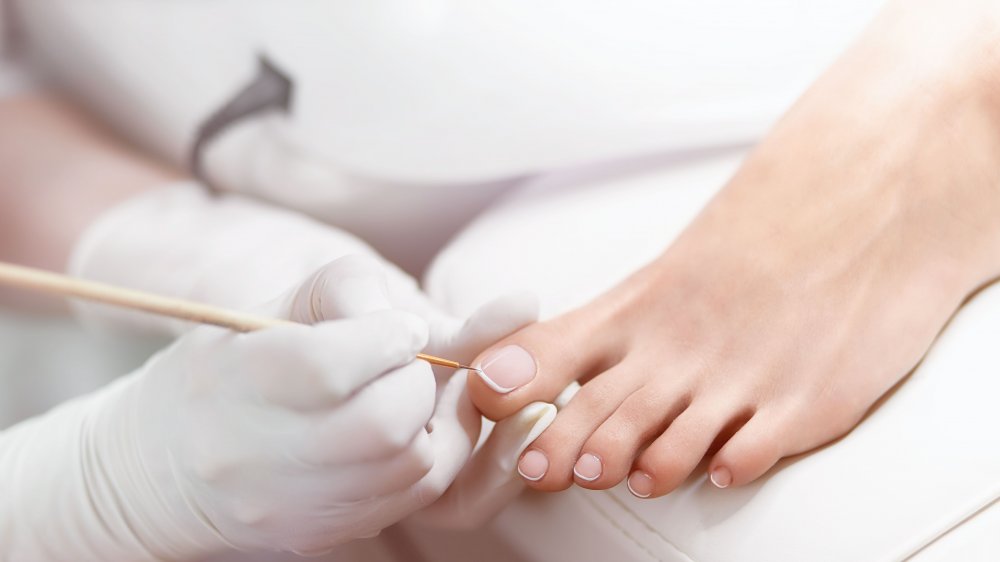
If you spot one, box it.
[10,0,884,182]
[8,0,884,271]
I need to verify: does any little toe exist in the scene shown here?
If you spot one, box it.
[629,401,743,499]
[468,317,617,421]
[575,380,692,490]
[517,367,642,492]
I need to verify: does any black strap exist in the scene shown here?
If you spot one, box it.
[189,55,293,192]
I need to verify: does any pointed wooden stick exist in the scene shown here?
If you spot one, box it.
[0,261,475,371]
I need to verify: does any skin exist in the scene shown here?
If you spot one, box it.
[468,0,1000,498]
[0,93,174,312]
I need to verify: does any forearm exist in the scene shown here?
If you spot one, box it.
[0,93,178,312]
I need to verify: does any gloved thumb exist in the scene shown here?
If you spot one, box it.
[271,254,395,322]
[426,291,540,364]
[414,400,556,529]
[411,370,482,506]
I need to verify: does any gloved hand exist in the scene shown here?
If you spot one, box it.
[70,183,555,529]
[310,255,558,529]
[1,258,439,560]
[69,181,386,336]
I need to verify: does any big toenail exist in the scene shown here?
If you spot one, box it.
[477,345,537,394]
[710,467,732,488]
[517,450,548,481]
[573,453,603,482]
[627,471,654,498]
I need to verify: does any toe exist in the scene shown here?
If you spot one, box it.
[468,315,617,421]
[629,400,744,498]
[517,366,642,492]
[575,378,692,490]
[708,409,796,488]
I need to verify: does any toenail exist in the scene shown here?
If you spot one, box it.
[710,466,732,488]
[477,345,537,394]
[627,471,654,498]
[573,453,603,482]
[517,450,549,481]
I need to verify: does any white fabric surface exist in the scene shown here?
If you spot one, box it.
[423,148,1000,561]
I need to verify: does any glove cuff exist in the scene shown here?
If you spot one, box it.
[86,367,231,559]
[0,371,225,560]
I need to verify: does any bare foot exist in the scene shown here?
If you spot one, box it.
[468,1,1000,498]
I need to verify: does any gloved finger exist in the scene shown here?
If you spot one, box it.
[299,431,436,502]
[308,364,482,536]
[324,372,485,540]
[426,291,540,364]
[215,310,429,409]
[415,401,556,529]
[275,254,395,323]
[305,360,437,463]
[409,371,483,506]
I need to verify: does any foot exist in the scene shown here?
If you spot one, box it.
[468,4,1000,498]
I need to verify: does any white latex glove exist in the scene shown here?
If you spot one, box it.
[68,181,387,337]
[388,279,558,528]
[311,255,557,529]
[70,183,556,527]
[0,258,441,560]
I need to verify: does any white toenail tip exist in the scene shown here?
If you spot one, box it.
[517,467,544,482]
[710,474,729,489]
[573,469,600,482]
[475,369,516,394]
[627,480,651,499]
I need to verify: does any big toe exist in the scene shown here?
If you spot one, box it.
[468,317,614,421]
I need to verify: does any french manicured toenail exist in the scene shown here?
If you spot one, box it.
[710,466,732,488]
[477,345,537,394]
[627,471,654,498]
[573,453,603,482]
[517,450,548,481]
